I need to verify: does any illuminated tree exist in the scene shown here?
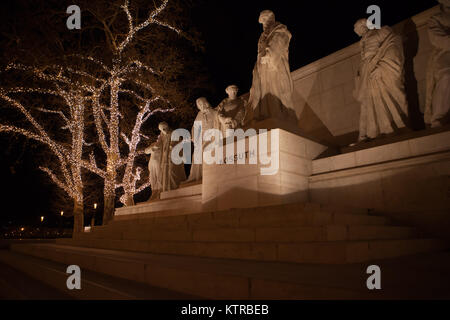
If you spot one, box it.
[0,0,210,226]
[81,0,185,223]
[0,63,97,233]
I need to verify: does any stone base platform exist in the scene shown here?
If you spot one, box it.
[114,183,202,221]
[310,130,450,238]
[114,128,450,239]
[62,202,448,264]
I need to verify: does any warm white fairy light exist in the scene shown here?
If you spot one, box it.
[1,0,182,225]
[84,0,181,211]
[0,67,92,212]
[117,0,180,53]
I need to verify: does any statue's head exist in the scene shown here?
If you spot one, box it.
[158,121,170,134]
[196,97,211,112]
[354,18,369,37]
[258,10,275,29]
[225,85,239,99]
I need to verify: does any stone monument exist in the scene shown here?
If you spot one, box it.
[246,10,297,125]
[424,0,450,128]
[145,121,186,200]
[145,137,162,201]
[353,18,409,141]
[184,97,218,183]
[216,84,246,137]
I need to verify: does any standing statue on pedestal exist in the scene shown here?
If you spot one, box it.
[353,19,409,141]
[145,122,186,200]
[216,85,246,137]
[184,97,218,183]
[424,0,450,128]
[145,137,162,201]
[246,10,297,124]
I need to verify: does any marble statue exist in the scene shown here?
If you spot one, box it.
[424,0,450,128]
[353,18,409,141]
[184,97,218,183]
[145,138,162,201]
[246,10,297,124]
[216,85,246,137]
[145,122,186,200]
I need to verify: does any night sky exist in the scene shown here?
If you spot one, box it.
[0,0,436,228]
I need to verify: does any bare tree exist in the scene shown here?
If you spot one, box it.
[78,0,193,223]
[0,62,97,232]
[0,0,211,227]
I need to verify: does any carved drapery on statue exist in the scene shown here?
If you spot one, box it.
[145,142,161,200]
[354,24,409,140]
[216,97,246,136]
[216,85,246,137]
[145,122,186,200]
[246,11,297,124]
[185,98,218,183]
[424,1,450,127]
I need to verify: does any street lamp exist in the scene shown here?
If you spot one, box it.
[60,211,64,216]
[91,203,97,228]
[40,216,44,222]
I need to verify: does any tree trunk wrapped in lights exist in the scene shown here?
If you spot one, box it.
[0,0,208,227]
[83,0,182,224]
[0,66,94,233]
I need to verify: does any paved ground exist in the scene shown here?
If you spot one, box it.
[0,259,73,299]
[0,247,200,300]
[1,241,450,299]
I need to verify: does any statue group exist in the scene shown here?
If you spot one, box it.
[145,3,450,201]
[354,0,449,139]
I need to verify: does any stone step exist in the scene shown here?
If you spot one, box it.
[79,225,416,243]
[110,201,370,226]
[192,226,416,242]
[160,183,202,200]
[0,249,196,299]
[9,243,450,299]
[106,207,387,232]
[56,237,446,264]
[114,194,202,221]
[7,243,366,299]
[81,213,389,242]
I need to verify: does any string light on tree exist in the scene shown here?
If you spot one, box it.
[0,0,184,227]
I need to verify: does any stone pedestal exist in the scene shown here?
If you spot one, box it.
[202,129,327,211]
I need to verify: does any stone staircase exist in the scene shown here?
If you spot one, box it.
[4,201,449,299]
[57,202,445,264]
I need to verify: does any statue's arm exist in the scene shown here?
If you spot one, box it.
[373,28,404,77]
[216,101,230,123]
[428,16,450,50]
[145,141,159,154]
[266,28,291,59]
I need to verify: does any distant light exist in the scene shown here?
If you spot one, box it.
[94,203,97,209]
[60,211,64,216]
[20,227,25,231]
[41,216,44,222]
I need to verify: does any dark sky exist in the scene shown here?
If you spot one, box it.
[0,0,436,227]
[193,0,435,105]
